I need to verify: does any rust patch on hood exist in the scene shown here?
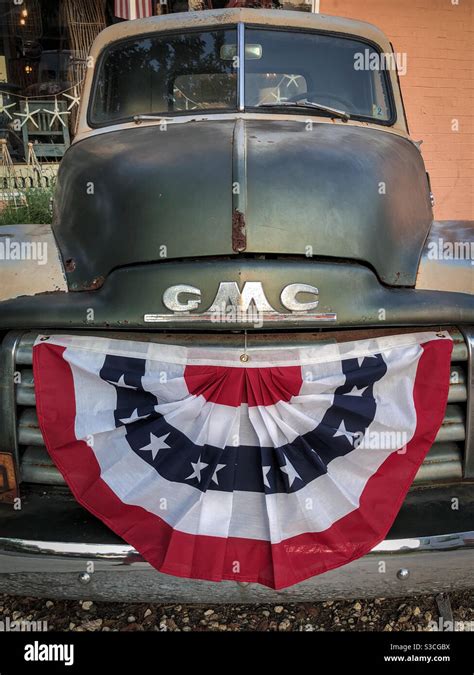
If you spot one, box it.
[71,275,106,291]
[65,258,76,273]
[81,276,105,291]
[232,209,246,252]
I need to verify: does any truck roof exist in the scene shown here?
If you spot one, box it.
[92,8,393,54]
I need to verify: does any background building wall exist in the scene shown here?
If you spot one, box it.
[322,0,473,220]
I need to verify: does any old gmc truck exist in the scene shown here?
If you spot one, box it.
[0,9,472,602]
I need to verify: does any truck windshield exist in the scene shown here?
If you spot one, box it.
[90,26,392,125]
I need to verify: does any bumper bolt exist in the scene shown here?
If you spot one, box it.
[78,572,91,585]
[396,568,410,580]
[240,354,249,363]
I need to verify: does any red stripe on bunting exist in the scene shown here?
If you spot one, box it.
[33,338,452,589]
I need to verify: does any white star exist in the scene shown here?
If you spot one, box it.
[334,420,355,444]
[43,98,70,128]
[0,102,16,119]
[280,456,301,487]
[112,374,137,389]
[262,465,272,488]
[119,408,150,425]
[186,457,208,483]
[211,463,226,485]
[284,74,303,88]
[14,101,40,128]
[139,432,170,461]
[63,86,81,111]
[347,385,367,397]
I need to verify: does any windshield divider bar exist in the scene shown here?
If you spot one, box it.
[237,23,245,112]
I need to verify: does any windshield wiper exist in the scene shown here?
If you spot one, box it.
[256,99,350,122]
[133,114,173,122]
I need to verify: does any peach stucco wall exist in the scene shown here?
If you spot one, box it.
[321,0,473,220]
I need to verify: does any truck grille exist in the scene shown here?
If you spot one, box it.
[1,328,472,488]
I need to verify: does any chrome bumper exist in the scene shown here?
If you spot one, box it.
[0,531,473,602]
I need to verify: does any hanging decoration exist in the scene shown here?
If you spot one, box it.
[63,86,81,111]
[44,97,70,128]
[0,102,17,120]
[0,83,82,133]
[33,331,452,589]
[0,84,83,105]
[0,84,81,167]
[14,100,40,128]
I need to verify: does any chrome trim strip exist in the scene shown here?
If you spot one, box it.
[143,312,338,323]
[21,446,66,485]
[460,326,474,477]
[237,22,245,112]
[433,404,465,443]
[414,443,463,483]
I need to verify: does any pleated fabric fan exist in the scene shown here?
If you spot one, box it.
[33,331,452,589]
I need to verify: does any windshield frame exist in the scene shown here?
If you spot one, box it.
[87,22,397,128]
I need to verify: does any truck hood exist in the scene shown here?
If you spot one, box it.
[53,118,432,289]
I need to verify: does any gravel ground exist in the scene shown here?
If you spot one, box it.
[0,591,472,632]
